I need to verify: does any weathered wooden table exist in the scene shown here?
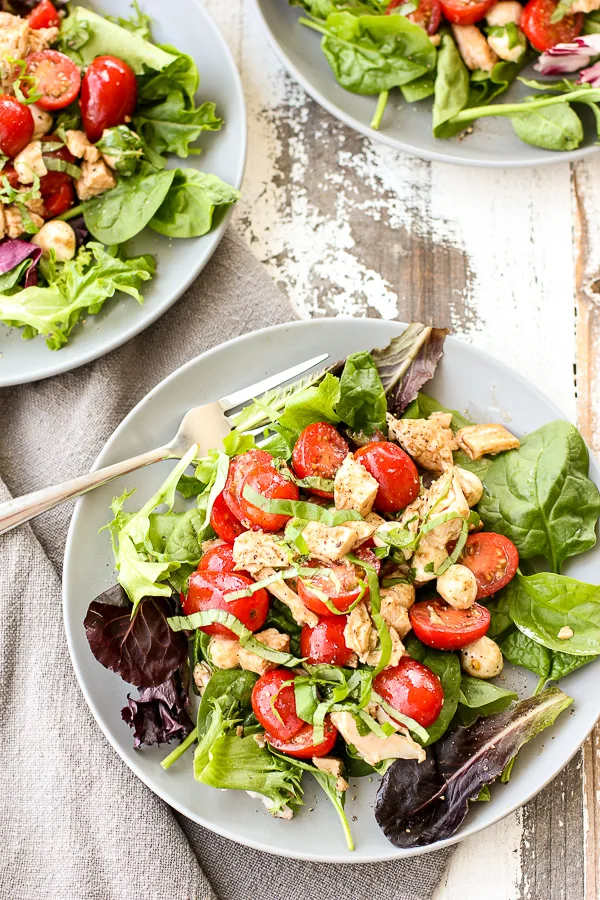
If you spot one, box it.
[206,2,600,895]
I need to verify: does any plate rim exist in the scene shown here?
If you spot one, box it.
[62,317,600,863]
[251,0,600,169]
[0,0,247,389]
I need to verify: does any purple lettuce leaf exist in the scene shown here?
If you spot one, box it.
[84,591,188,688]
[375,687,572,848]
[371,324,449,417]
[121,668,193,748]
[0,238,42,288]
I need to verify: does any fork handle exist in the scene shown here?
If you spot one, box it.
[0,445,171,536]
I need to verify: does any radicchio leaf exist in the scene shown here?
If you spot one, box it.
[84,592,187,688]
[121,668,193,748]
[534,34,600,76]
[0,238,42,288]
[371,324,449,417]
[375,687,572,848]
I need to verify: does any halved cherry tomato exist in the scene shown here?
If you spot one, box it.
[1,165,19,189]
[27,0,61,29]
[80,55,137,142]
[458,532,519,599]
[223,449,272,522]
[300,616,355,666]
[265,719,338,758]
[355,441,420,513]
[183,570,269,639]
[210,491,246,544]
[292,422,349,498]
[353,544,381,576]
[25,50,81,111]
[374,657,444,728]
[520,0,584,51]
[439,0,495,25]
[251,669,304,740]
[387,0,442,34]
[239,467,299,532]
[39,133,76,191]
[198,543,237,575]
[42,180,74,218]
[0,95,34,158]
[410,599,491,650]
[298,560,366,616]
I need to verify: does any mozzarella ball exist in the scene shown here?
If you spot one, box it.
[456,467,484,507]
[460,636,503,679]
[32,221,77,262]
[208,637,240,669]
[29,104,53,139]
[14,140,46,184]
[437,564,477,609]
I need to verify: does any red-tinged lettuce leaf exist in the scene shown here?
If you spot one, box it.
[121,669,193,748]
[84,590,187,688]
[0,238,42,288]
[371,324,449,416]
[375,687,572,848]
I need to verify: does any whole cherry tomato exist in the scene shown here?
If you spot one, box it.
[198,543,237,574]
[374,657,444,727]
[210,492,246,544]
[298,560,366,616]
[27,0,61,29]
[291,422,349,498]
[409,599,491,651]
[223,449,273,521]
[239,467,299,532]
[439,0,496,25]
[354,441,420,513]
[25,50,81,111]
[0,95,34,157]
[300,616,355,666]
[251,669,304,740]
[80,55,138,142]
[265,720,338,758]
[458,532,519,599]
[184,570,269,639]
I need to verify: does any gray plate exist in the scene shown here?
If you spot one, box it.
[63,318,600,862]
[252,0,600,168]
[0,0,246,387]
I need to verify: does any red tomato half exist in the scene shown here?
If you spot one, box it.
[355,441,420,513]
[251,669,304,740]
[198,543,237,575]
[300,616,354,667]
[265,720,338,758]
[410,599,491,650]
[184,570,269,639]
[521,0,584,50]
[459,532,519,599]
[239,467,299,532]
[439,0,495,24]
[298,560,366,616]
[80,55,137,142]
[28,0,61,29]
[353,544,382,576]
[39,133,76,194]
[374,657,444,728]
[210,492,246,544]
[223,449,272,522]
[42,180,74,218]
[387,0,442,33]
[25,50,81,111]
[292,422,349,498]
[0,95,34,157]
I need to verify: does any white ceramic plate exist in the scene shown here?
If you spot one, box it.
[252,0,600,168]
[63,318,600,862]
[0,0,246,387]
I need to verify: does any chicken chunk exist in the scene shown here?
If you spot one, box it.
[312,756,349,792]
[65,129,101,163]
[75,158,116,200]
[232,530,290,574]
[0,13,29,91]
[387,412,457,473]
[256,567,318,627]
[237,628,291,676]
[301,521,358,563]
[334,453,379,517]
[330,711,425,766]
[486,1,523,24]
[455,467,484,507]
[365,625,405,669]
[4,205,43,239]
[451,24,499,71]
[410,468,470,583]
[380,584,414,637]
[437,564,477,609]
[343,601,378,663]
[460,636,504,679]
[0,205,6,240]
[455,423,520,460]
[343,512,385,546]
[29,104,53,140]
[193,661,212,693]
[208,637,240,670]
[14,141,47,184]
[27,25,59,53]
[571,0,600,11]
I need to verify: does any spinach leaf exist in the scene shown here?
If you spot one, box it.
[584,10,600,32]
[96,126,144,177]
[401,71,435,102]
[469,59,524,105]
[301,12,436,94]
[478,420,600,573]
[197,669,258,735]
[84,167,176,244]
[402,391,471,431]
[454,675,517,727]
[548,651,597,681]
[512,101,583,151]
[507,572,600,656]
[264,598,303,658]
[149,170,240,239]
[336,350,388,435]
[432,33,469,138]
[485,591,514,641]
[405,634,462,745]
[499,628,552,678]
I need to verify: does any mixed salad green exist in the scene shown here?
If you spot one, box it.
[85,324,600,850]
[0,1,239,350]
[287,0,600,151]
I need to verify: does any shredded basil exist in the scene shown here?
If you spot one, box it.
[242,485,362,525]
[224,567,299,601]
[274,457,334,493]
[371,691,429,742]
[43,157,82,179]
[348,554,392,675]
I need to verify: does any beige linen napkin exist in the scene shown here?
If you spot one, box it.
[0,229,452,900]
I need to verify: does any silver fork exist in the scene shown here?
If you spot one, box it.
[0,353,329,536]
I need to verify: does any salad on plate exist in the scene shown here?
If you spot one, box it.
[286,0,600,151]
[84,324,600,851]
[0,1,239,350]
